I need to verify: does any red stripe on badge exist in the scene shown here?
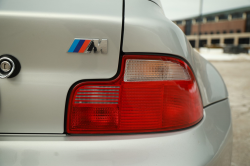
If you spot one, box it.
[79,40,91,53]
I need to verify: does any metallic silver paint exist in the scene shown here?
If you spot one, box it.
[0,57,15,78]
[0,99,232,166]
[193,50,228,106]
[149,0,163,8]
[0,0,122,133]
[123,0,228,106]
[0,0,232,164]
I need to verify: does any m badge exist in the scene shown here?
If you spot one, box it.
[68,39,108,54]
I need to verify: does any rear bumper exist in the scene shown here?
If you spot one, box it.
[0,99,232,166]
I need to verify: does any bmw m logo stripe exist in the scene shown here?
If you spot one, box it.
[68,39,91,53]
[68,38,108,54]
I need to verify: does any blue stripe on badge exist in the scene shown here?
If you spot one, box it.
[68,39,80,52]
[73,40,85,53]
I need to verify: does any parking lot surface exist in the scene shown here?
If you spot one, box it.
[211,61,250,166]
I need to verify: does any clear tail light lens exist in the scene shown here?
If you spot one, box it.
[124,59,190,81]
[66,55,203,134]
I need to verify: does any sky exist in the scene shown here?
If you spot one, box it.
[161,0,250,20]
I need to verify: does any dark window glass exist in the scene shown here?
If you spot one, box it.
[247,12,250,32]
[239,38,250,44]
[212,39,220,44]
[210,31,214,34]
[176,21,182,25]
[232,13,243,19]
[199,40,207,47]
[217,31,220,34]
[205,32,207,35]
[189,40,195,48]
[237,30,241,33]
[230,30,234,33]
[185,20,192,35]
[224,38,234,44]
[207,16,215,22]
[219,14,228,20]
[196,17,203,23]
[199,32,202,35]
[223,31,227,34]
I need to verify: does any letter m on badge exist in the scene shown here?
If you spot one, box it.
[68,39,108,54]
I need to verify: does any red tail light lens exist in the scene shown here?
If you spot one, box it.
[66,55,203,134]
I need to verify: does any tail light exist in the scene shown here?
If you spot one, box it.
[66,55,203,134]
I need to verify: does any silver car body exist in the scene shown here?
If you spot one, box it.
[0,0,232,165]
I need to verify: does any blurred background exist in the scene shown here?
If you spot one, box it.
[161,0,250,165]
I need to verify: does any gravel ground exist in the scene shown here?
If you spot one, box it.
[211,61,250,166]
